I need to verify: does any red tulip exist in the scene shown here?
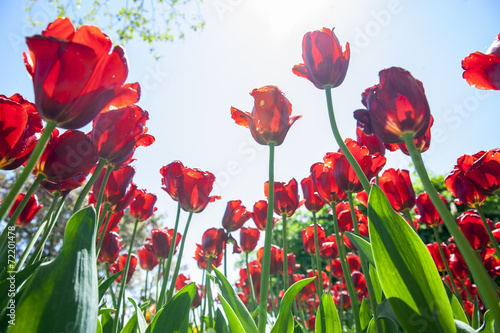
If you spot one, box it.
[292,27,350,89]
[426,242,451,272]
[347,252,361,272]
[92,105,154,167]
[320,235,339,260]
[98,231,122,265]
[334,290,351,309]
[175,273,191,291]
[91,165,137,213]
[301,224,326,256]
[8,193,43,227]
[177,167,220,213]
[457,210,493,252]
[355,191,368,208]
[265,178,301,217]
[333,202,365,233]
[231,85,301,146]
[240,226,260,253]
[192,285,203,309]
[356,125,386,155]
[462,33,500,90]
[378,169,416,212]
[310,153,347,205]
[137,244,159,271]
[0,94,43,170]
[201,228,227,258]
[150,227,182,259]
[300,176,325,213]
[34,130,98,188]
[194,244,223,270]
[414,192,447,227]
[333,139,386,193]
[348,271,367,295]
[129,189,157,222]
[221,200,252,232]
[160,160,185,201]
[445,152,486,207]
[307,269,329,292]
[251,200,279,231]
[354,67,431,144]
[41,173,87,196]
[464,149,500,196]
[449,253,469,281]
[287,252,299,275]
[24,18,139,129]
[110,253,137,284]
[327,259,344,279]
[98,210,123,234]
[395,115,434,155]
[257,245,283,276]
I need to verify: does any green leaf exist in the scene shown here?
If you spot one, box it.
[376,299,401,330]
[97,318,103,333]
[367,317,398,333]
[145,308,163,333]
[219,294,246,333]
[344,231,375,266]
[8,207,98,333]
[359,298,373,332]
[315,292,341,333]
[477,310,494,333]
[121,298,147,333]
[271,277,315,333]
[472,296,480,329]
[212,266,258,333]
[443,283,468,325]
[101,310,114,333]
[367,185,456,333]
[99,269,123,302]
[215,308,229,333]
[152,283,195,333]
[293,321,305,333]
[369,265,383,304]
[455,320,476,333]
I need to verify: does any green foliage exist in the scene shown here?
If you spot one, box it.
[314,293,342,333]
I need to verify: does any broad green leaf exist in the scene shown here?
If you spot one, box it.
[455,320,476,333]
[101,310,114,333]
[219,294,246,333]
[212,266,258,333]
[315,292,341,333]
[477,310,494,333]
[293,321,304,333]
[8,207,98,333]
[472,296,480,329]
[344,231,375,266]
[99,269,123,302]
[271,277,315,333]
[369,265,383,304]
[359,297,373,332]
[376,299,402,331]
[152,283,195,333]
[215,308,229,333]
[97,318,103,333]
[443,283,468,325]
[367,317,398,333]
[367,185,455,333]
[145,308,163,333]
[121,298,147,333]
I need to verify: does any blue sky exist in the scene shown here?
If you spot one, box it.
[1,0,499,284]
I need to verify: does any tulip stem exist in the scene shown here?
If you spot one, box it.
[282,214,289,291]
[143,270,149,302]
[7,174,44,227]
[331,204,361,333]
[0,121,56,223]
[200,269,207,332]
[402,132,500,330]
[325,86,371,194]
[224,233,228,277]
[96,204,112,257]
[312,211,323,298]
[156,258,163,303]
[475,204,500,259]
[258,142,275,332]
[347,191,381,333]
[432,227,463,305]
[106,263,118,309]
[158,202,181,308]
[167,211,194,302]
[246,252,257,310]
[403,209,417,232]
[206,264,214,328]
[73,158,106,213]
[95,166,113,224]
[113,218,139,333]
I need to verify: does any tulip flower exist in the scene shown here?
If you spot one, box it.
[177,167,220,213]
[462,33,500,90]
[414,192,447,227]
[257,245,283,276]
[457,210,493,252]
[445,152,486,208]
[194,244,223,270]
[240,227,260,253]
[221,200,252,232]
[292,27,350,89]
[427,242,451,272]
[160,160,185,201]
[0,94,43,170]
[98,210,123,234]
[231,85,301,146]
[301,224,326,256]
[395,115,434,155]
[137,245,159,271]
[310,154,347,205]
[91,165,137,213]
[201,228,227,259]
[464,149,500,196]
[91,105,154,167]
[24,17,140,129]
[150,227,182,259]
[300,176,325,213]
[333,202,365,233]
[356,125,386,155]
[8,193,43,228]
[129,189,157,222]
[265,178,301,217]
[378,168,416,212]
[354,67,431,144]
[175,273,192,291]
[251,200,278,231]
[320,235,339,260]
[97,231,122,265]
[110,253,137,284]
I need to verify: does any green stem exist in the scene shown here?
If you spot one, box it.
[106,263,118,309]
[158,202,181,307]
[402,132,500,329]
[191,309,198,332]
[200,269,207,332]
[403,209,417,232]
[282,214,288,291]
[312,211,324,298]
[432,227,463,305]
[167,211,194,301]
[325,86,371,194]
[8,175,44,226]
[258,142,275,332]
[113,218,140,333]
[95,166,113,224]
[144,270,149,302]
[475,204,500,259]
[347,191,381,333]
[156,258,163,303]
[206,263,214,328]
[331,204,361,333]
[73,158,106,213]
[0,121,56,223]
[328,263,332,294]
[224,232,228,277]
[96,203,111,258]
[246,252,257,309]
